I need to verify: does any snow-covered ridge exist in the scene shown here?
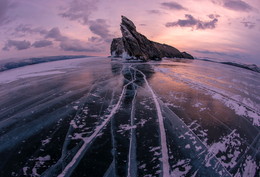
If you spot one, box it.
[196,58,260,73]
[0,55,88,72]
[0,57,97,84]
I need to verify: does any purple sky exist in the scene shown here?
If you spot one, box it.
[0,0,259,64]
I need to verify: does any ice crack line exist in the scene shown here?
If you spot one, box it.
[57,70,136,177]
[158,68,260,126]
[130,66,170,177]
[127,68,137,177]
[160,99,232,176]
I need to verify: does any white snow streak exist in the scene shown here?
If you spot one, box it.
[131,67,170,177]
[127,91,137,177]
[156,67,260,126]
[58,68,135,177]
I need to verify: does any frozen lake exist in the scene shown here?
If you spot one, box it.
[0,57,259,177]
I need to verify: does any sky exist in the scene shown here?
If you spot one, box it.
[0,0,259,64]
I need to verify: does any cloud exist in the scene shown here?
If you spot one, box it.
[32,40,53,48]
[6,23,105,52]
[59,0,99,25]
[14,24,48,36]
[208,14,220,19]
[0,0,12,25]
[45,27,67,41]
[241,21,255,29]
[147,10,163,14]
[166,14,219,30]
[223,0,253,12]
[59,1,114,43]
[166,14,197,27]
[88,19,114,43]
[45,27,102,52]
[2,26,101,52]
[212,0,253,12]
[59,0,114,43]
[60,40,101,52]
[161,2,186,10]
[3,40,31,51]
[88,36,103,43]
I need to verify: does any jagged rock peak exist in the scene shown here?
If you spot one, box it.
[111,16,194,61]
[121,16,136,31]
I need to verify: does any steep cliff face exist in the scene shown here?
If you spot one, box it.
[111,16,194,61]
[110,38,124,57]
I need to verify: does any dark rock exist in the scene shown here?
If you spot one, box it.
[110,38,124,58]
[182,52,194,59]
[111,16,194,61]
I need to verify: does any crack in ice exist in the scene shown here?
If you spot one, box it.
[131,66,170,177]
[57,68,136,177]
[127,68,137,177]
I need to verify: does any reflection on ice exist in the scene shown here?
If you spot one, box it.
[0,57,259,177]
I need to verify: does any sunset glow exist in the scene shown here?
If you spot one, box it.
[0,0,259,64]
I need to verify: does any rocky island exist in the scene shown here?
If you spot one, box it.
[111,16,194,61]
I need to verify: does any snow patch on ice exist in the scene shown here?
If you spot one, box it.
[41,138,51,146]
[139,164,146,169]
[138,118,150,127]
[73,106,78,110]
[118,124,137,134]
[240,156,257,177]
[69,120,78,129]
[212,93,260,126]
[171,159,192,177]
[185,144,191,149]
[149,146,161,152]
[193,102,207,112]
[30,155,51,176]
[195,145,202,151]
[156,67,260,126]
[208,130,244,169]
[23,166,29,176]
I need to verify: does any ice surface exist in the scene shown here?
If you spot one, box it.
[131,66,171,176]
[155,62,260,126]
[0,57,96,84]
[0,57,259,177]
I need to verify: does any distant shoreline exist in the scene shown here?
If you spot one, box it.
[196,58,260,73]
[0,55,89,72]
[0,55,259,73]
